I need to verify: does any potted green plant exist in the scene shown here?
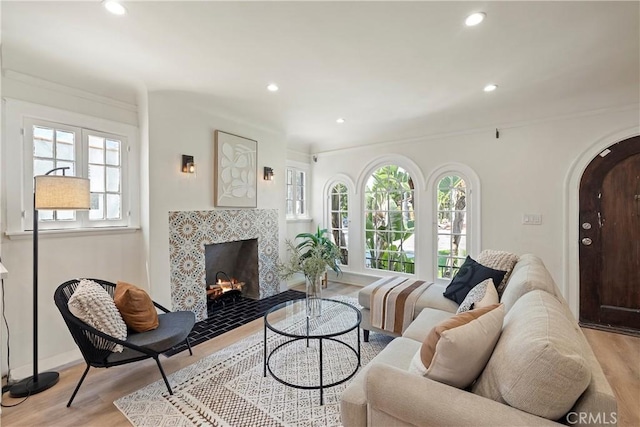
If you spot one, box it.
[279,226,342,317]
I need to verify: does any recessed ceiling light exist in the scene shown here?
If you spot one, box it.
[103,0,127,15]
[465,12,486,26]
[484,84,498,92]
[336,118,345,124]
[267,84,279,92]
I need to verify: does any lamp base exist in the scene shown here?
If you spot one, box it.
[9,371,59,398]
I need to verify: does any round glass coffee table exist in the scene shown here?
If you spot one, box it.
[263,298,361,405]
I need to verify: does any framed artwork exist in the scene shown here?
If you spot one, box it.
[214,130,257,207]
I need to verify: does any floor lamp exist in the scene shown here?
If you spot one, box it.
[10,167,90,397]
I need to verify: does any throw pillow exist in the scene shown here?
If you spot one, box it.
[476,250,519,297]
[409,303,505,389]
[67,279,127,352]
[456,278,499,314]
[114,281,159,333]
[443,256,507,304]
[472,291,591,420]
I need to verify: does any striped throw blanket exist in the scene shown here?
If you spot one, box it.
[369,277,432,334]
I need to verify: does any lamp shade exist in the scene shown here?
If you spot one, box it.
[34,175,91,210]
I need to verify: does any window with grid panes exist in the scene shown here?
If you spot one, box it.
[32,123,79,222]
[436,175,467,279]
[286,167,307,218]
[26,118,128,229]
[88,133,123,221]
[364,165,415,273]
[329,183,349,265]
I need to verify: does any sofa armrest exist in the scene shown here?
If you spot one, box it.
[365,364,561,427]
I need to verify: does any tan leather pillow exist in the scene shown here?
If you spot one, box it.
[409,303,504,388]
[114,281,159,332]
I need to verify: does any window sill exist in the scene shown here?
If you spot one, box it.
[364,268,415,278]
[286,217,313,224]
[4,226,141,240]
[0,262,8,279]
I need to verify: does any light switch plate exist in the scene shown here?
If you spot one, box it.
[523,214,542,225]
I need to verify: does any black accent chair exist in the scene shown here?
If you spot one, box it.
[54,278,195,407]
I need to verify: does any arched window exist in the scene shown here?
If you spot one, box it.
[436,175,467,279]
[364,165,415,273]
[328,182,349,266]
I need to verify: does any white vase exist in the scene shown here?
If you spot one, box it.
[305,275,322,318]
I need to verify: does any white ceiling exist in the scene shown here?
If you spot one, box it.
[2,1,639,153]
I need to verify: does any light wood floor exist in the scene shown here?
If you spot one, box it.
[2,284,639,426]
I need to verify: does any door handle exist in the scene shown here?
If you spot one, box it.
[581,237,592,246]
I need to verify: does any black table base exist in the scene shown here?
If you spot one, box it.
[263,298,361,405]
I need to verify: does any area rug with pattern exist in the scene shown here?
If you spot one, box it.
[114,297,393,427]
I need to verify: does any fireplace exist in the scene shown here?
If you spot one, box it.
[205,238,259,299]
[169,209,280,321]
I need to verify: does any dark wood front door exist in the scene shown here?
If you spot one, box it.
[579,136,640,333]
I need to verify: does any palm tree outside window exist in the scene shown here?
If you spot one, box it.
[364,165,415,274]
[436,175,467,279]
[329,183,349,266]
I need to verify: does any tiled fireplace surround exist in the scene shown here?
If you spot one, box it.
[169,209,280,321]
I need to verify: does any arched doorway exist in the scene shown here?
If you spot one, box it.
[579,135,640,334]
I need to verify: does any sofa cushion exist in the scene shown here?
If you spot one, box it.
[409,304,504,389]
[106,311,195,364]
[472,290,591,420]
[340,337,420,427]
[500,254,559,312]
[68,279,127,352]
[477,250,519,297]
[444,256,506,304]
[569,338,618,424]
[114,281,159,333]
[456,278,499,314]
[414,282,459,314]
[402,308,455,342]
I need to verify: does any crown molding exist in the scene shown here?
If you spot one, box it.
[314,103,640,158]
[2,69,138,113]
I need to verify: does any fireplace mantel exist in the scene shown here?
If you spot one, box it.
[168,209,280,321]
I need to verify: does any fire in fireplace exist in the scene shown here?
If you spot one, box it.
[205,238,259,300]
[206,271,243,302]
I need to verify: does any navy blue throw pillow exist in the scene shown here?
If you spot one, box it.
[443,256,507,304]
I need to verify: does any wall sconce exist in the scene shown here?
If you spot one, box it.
[263,167,274,181]
[182,155,195,173]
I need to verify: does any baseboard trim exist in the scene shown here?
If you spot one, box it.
[579,321,640,337]
[9,349,83,382]
[285,271,382,289]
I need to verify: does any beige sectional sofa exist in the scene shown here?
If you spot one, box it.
[341,254,617,427]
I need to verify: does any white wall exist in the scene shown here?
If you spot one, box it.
[145,91,287,307]
[285,219,313,246]
[0,3,5,394]
[309,106,640,314]
[138,90,151,291]
[0,74,145,379]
